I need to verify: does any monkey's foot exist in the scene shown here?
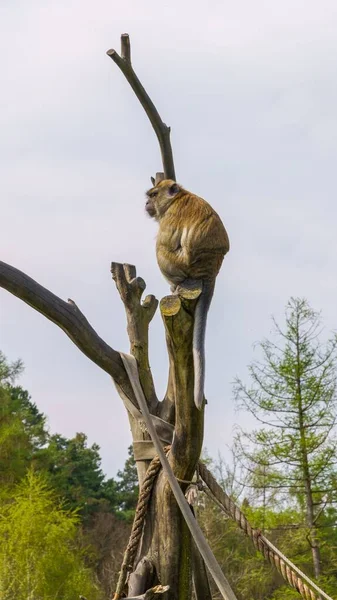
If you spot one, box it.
[176,279,202,300]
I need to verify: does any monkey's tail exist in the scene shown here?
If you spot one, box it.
[193,280,215,410]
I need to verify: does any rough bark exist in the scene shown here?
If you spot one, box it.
[129,293,204,600]
[110,262,160,485]
[111,268,209,599]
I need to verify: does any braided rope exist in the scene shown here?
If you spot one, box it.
[198,461,333,600]
[113,449,170,600]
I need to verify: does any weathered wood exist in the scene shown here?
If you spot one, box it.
[111,262,161,485]
[115,277,209,600]
[192,540,212,600]
[160,282,201,428]
[158,294,203,600]
[126,585,170,600]
[155,172,165,185]
[133,441,158,461]
[125,372,237,600]
[159,350,176,426]
[121,32,131,63]
[121,352,237,600]
[111,262,158,412]
[127,557,156,597]
[131,293,204,600]
[161,294,204,480]
[107,35,176,181]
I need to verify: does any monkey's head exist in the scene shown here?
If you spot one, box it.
[145,179,181,221]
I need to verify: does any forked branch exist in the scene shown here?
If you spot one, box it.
[107,34,176,181]
[111,262,158,412]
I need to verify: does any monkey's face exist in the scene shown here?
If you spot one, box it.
[145,180,181,220]
[145,192,157,218]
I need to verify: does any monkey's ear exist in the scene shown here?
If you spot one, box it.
[168,183,180,196]
[151,176,155,186]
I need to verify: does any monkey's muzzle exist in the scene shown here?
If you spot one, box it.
[145,200,156,217]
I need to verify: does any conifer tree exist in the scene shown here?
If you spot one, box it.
[234,298,337,578]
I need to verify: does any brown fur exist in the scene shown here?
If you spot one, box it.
[145,179,229,287]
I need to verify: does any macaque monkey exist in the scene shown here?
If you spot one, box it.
[145,179,229,410]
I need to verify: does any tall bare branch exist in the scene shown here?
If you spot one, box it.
[107,33,176,181]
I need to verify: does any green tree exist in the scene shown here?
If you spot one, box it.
[0,350,23,385]
[8,385,47,449]
[0,352,47,488]
[234,298,337,580]
[0,469,103,600]
[0,351,130,520]
[0,385,31,488]
[41,432,118,518]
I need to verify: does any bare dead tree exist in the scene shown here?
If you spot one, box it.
[0,35,215,600]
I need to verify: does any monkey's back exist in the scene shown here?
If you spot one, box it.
[157,191,229,284]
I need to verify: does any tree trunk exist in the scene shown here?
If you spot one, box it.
[127,293,204,600]
[109,265,212,600]
[296,330,321,579]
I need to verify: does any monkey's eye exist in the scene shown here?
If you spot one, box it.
[150,191,158,198]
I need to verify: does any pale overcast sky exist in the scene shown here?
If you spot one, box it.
[1,0,337,476]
